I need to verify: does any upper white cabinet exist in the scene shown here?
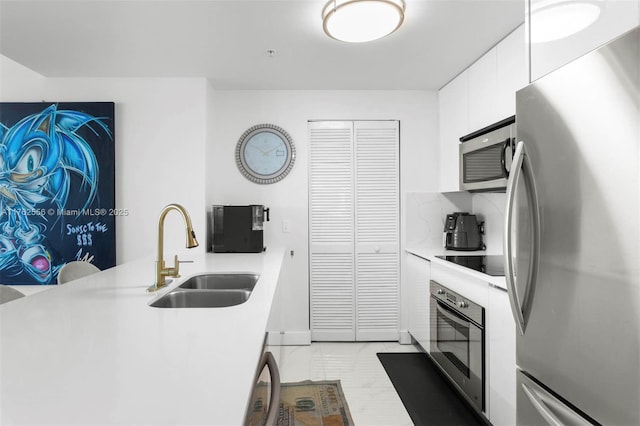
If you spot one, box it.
[529,0,640,81]
[438,25,526,192]
[469,25,528,130]
[468,47,498,131]
[438,69,469,192]
[496,25,528,119]
[487,286,516,426]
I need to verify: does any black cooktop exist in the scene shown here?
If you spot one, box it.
[435,255,505,276]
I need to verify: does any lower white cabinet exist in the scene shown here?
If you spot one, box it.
[487,285,516,426]
[406,252,430,350]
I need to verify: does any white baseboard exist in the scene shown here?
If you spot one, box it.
[399,330,412,345]
[267,330,311,346]
[267,330,412,345]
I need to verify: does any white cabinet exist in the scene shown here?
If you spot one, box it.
[438,25,526,192]
[469,25,528,129]
[468,25,527,132]
[468,47,498,131]
[487,286,516,426]
[438,70,468,192]
[496,25,528,119]
[529,0,640,81]
[406,252,430,351]
[309,120,400,342]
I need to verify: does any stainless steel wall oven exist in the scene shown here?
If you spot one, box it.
[430,280,485,413]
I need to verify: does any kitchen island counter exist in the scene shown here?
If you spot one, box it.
[0,248,284,425]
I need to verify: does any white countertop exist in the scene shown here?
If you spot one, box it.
[406,246,507,290]
[0,248,285,425]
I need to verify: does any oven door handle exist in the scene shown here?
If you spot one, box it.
[504,141,541,335]
[435,300,472,328]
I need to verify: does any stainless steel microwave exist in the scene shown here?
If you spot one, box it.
[459,116,515,192]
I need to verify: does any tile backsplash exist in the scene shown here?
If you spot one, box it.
[405,191,505,254]
[471,193,506,253]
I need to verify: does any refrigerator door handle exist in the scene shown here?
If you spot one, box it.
[504,141,541,335]
[521,380,593,426]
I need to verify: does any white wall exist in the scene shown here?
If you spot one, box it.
[2,56,440,337]
[208,90,438,342]
[0,55,46,97]
[404,191,506,255]
[1,55,209,291]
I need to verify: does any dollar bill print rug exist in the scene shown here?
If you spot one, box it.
[278,380,353,426]
[245,379,354,425]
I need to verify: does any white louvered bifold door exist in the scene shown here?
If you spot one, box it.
[309,120,399,342]
[354,121,399,341]
[309,121,355,341]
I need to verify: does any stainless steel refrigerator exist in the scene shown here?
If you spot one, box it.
[505,27,639,425]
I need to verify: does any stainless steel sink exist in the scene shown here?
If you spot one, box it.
[150,289,251,308]
[150,273,259,308]
[178,273,259,291]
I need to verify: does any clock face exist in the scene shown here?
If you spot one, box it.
[243,131,288,175]
[236,124,295,184]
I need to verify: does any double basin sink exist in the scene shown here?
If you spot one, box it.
[150,273,259,308]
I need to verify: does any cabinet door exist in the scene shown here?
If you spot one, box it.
[438,70,469,192]
[487,286,516,426]
[529,0,640,81]
[354,121,399,341]
[406,253,430,351]
[309,121,355,341]
[468,47,499,131]
[496,25,527,119]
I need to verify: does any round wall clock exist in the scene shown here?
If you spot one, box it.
[235,123,296,184]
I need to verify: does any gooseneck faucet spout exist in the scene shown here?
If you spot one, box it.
[147,203,199,292]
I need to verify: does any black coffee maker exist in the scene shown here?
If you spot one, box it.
[443,212,485,251]
[210,205,269,253]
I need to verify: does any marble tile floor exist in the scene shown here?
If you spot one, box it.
[268,342,422,426]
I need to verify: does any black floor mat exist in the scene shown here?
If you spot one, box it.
[377,352,488,426]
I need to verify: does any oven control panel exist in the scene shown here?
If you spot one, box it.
[430,280,484,325]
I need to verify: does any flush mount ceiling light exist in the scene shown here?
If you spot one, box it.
[322,0,406,43]
[530,0,602,43]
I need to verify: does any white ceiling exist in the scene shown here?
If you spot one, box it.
[0,0,525,90]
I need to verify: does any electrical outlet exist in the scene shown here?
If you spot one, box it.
[282,219,291,233]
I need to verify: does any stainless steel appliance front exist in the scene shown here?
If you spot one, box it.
[459,116,515,192]
[510,27,639,425]
[429,280,485,413]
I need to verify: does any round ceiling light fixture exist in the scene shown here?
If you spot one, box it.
[530,0,602,43]
[322,0,406,43]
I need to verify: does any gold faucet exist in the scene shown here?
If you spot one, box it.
[147,203,199,292]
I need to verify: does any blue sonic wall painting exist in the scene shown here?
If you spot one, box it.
[0,102,116,285]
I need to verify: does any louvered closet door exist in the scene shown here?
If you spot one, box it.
[309,121,355,341]
[354,121,399,341]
